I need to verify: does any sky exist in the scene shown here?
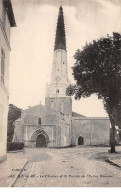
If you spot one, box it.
[9,0,121,117]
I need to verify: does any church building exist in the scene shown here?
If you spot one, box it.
[13,6,110,148]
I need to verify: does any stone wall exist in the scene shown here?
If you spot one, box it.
[21,104,60,126]
[71,117,110,146]
[45,97,72,115]
[59,112,71,147]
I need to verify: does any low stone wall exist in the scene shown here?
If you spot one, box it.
[71,117,110,146]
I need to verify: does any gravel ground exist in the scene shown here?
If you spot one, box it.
[9,146,121,187]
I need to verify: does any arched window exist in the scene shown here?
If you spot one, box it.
[56,89,59,93]
[38,117,41,125]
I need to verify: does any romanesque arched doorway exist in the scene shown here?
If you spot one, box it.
[31,129,49,148]
[78,136,84,145]
[36,134,47,147]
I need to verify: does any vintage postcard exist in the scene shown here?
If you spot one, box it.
[0,0,121,187]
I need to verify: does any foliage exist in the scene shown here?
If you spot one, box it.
[66,32,121,153]
[7,104,22,142]
[7,142,24,151]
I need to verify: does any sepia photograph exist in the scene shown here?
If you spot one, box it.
[0,0,121,188]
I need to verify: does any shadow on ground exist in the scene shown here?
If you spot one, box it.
[89,151,121,162]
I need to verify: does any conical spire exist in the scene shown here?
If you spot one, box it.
[54,6,66,51]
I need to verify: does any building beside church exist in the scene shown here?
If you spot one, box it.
[0,0,16,163]
[13,6,110,148]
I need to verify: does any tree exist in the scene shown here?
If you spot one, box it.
[7,104,22,142]
[66,32,121,153]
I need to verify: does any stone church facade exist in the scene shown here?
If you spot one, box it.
[13,6,110,148]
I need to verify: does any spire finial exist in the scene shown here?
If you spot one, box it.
[60,0,63,7]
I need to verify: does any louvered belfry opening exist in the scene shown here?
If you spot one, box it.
[54,6,66,51]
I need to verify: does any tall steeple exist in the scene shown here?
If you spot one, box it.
[54,6,66,51]
[45,6,72,115]
[46,6,69,95]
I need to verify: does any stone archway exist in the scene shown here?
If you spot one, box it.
[31,129,49,148]
[36,134,47,147]
[78,136,84,145]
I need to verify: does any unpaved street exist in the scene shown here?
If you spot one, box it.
[11,147,121,187]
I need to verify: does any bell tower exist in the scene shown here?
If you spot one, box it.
[45,6,72,115]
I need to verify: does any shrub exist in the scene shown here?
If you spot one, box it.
[7,142,24,151]
[7,104,22,142]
